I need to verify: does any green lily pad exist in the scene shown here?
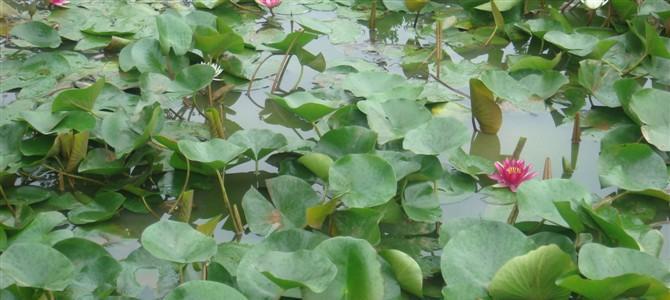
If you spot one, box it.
[271,92,339,123]
[116,248,179,299]
[628,88,670,151]
[304,237,384,300]
[470,78,502,134]
[379,249,423,297]
[598,143,668,192]
[403,117,469,155]
[440,220,536,299]
[543,31,599,56]
[6,186,54,206]
[52,79,105,113]
[357,99,432,144]
[8,211,68,246]
[298,152,334,180]
[578,243,670,283]
[0,242,74,291]
[255,250,337,293]
[557,273,670,300]
[343,71,424,102]
[53,238,121,299]
[333,208,382,244]
[402,181,441,223]
[480,69,568,111]
[10,21,61,48]
[67,191,125,225]
[156,11,193,56]
[140,219,217,263]
[229,129,287,161]
[329,154,397,208]
[578,60,622,107]
[314,126,377,159]
[78,148,125,175]
[488,245,576,300]
[177,138,246,169]
[119,38,166,73]
[516,179,592,226]
[165,280,247,300]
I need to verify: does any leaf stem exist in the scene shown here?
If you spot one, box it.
[215,169,243,237]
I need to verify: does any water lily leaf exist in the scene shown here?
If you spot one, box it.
[343,71,424,102]
[516,179,592,226]
[543,31,600,57]
[507,53,562,72]
[78,148,125,175]
[242,187,278,235]
[193,0,227,9]
[10,21,61,48]
[52,79,105,113]
[229,129,288,161]
[271,92,339,123]
[440,220,536,299]
[101,104,164,156]
[402,181,441,223]
[264,31,325,71]
[156,11,193,56]
[628,88,670,151]
[165,280,247,300]
[469,78,502,134]
[377,151,422,181]
[358,99,432,144]
[140,219,217,263]
[298,152,334,180]
[53,238,121,299]
[177,138,246,169]
[237,230,327,299]
[6,186,54,206]
[116,248,179,299]
[557,273,670,300]
[480,69,568,111]
[193,21,245,57]
[0,242,74,291]
[379,249,423,297]
[8,211,68,246]
[329,154,397,208]
[333,208,382,244]
[256,250,337,293]
[0,123,25,171]
[304,237,384,300]
[68,191,125,225]
[578,243,670,283]
[598,143,668,192]
[474,0,522,11]
[119,38,166,73]
[314,126,377,159]
[267,175,320,224]
[488,245,576,300]
[403,117,469,155]
[578,60,622,107]
[174,64,215,92]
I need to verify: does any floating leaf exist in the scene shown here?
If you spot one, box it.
[10,21,61,48]
[358,99,432,144]
[165,280,247,300]
[68,191,125,225]
[304,237,384,300]
[488,245,576,300]
[628,88,670,151]
[271,92,339,123]
[598,143,668,192]
[116,248,179,298]
[469,78,502,134]
[177,138,246,169]
[0,242,74,291]
[229,129,287,161]
[156,12,193,56]
[379,249,423,297]
[343,72,424,102]
[52,79,105,113]
[329,154,397,208]
[298,152,334,180]
[256,250,337,293]
[314,126,377,159]
[402,181,441,223]
[516,179,592,226]
[140,219,217,263]
[403,117,469,155]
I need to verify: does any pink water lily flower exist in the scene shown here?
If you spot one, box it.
[489,158,536,192]
[257,0,282,9]
[50,0,69,7]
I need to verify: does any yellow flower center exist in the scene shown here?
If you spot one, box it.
[506,167,522,175]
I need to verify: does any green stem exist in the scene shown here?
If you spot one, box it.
[168,158,190,216]
[0,185,15,217]
[215,170,243,236]
[507,204,519,224]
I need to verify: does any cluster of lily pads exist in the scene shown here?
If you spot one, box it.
[0,0,669,299]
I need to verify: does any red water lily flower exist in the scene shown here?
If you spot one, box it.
[50,0,69,7]
[489,158,536,192]
[257,0,281,9]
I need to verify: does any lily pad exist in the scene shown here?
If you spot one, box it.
[402,181,442,223]
[343,71,424,102]
[229,129,287,161]
[165,280,247,300]
[516,179,592,226]
[271,92,339,123]
[0,242,74,291]
[177,138,246,169]
[67,191,125,225]
[140,219,217,263]
[628,88,670,151]
[403,117,469,155]
[598,143,668,192]
[314,126,377,159]
[10,21,61,48]
[488,245,576,300]
[357,99,432,144]
[255,250,337,293]
[329,154,397,208]
[379,249,423,297]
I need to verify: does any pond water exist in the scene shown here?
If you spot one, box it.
[2,1,670,299]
